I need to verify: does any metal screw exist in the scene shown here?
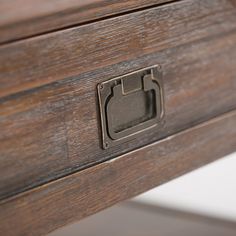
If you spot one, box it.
[104,142,109,149]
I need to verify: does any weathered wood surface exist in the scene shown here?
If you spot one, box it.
[0,0,172,44]
[0,110,236,236]
[0,0,236,98]
[0,0,236,235]
[1,29,236,200]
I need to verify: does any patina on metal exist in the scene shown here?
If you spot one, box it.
[97,65,164,149]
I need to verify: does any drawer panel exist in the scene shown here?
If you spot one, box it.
[0,0,236,199]
[1,32,236,200]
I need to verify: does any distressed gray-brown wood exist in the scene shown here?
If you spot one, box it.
[0,0,236,98]
[1,28,236,200]
[0,0,172,44]
[0,110,236,236]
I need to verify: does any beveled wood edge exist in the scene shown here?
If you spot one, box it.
[0,109,235,236]
[0,0,174,45]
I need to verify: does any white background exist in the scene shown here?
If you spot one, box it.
[134,152,236,221]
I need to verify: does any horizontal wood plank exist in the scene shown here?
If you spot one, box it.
[0,0,236,98]
[0,110,236,236]
[0,0,172,44]
[1,28,236,200]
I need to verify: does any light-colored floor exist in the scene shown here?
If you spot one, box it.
[49,203,236,236]
[134,152,236,221]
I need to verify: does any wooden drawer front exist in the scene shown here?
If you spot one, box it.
[0,0,236,200]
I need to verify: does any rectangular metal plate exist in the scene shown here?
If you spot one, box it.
[97,65,164,149]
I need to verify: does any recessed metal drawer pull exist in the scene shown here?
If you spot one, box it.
[98,65,164,149]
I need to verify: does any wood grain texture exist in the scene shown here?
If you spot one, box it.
[0,0,172,44]
[0,0,236,98]
[49,202,236,236]
[0,110,236,236]
[1,27,236,200]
